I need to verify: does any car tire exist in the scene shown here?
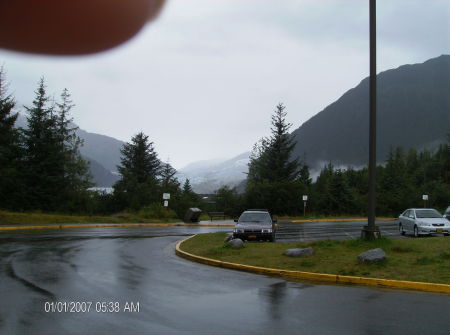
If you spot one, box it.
[414,225,419,238]
[399,223,405,236]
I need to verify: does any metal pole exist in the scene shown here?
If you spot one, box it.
[362,0,381,239]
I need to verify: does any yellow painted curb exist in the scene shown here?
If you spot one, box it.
[176,235,450,295]
[0,223,234,231]
[291,218,396,223]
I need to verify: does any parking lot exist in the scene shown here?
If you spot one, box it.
[1,224,449,335]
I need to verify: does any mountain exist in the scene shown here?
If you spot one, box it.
[84,157,120,187]
[76,129,123,172]
[178,152,250,193]
[291,55,450,168]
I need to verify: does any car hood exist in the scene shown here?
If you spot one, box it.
[417,218,449,224]
[236,223,271,229]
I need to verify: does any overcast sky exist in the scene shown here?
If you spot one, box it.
[1,0,449,169]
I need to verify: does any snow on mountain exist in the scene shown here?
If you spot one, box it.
[178,152,250,193]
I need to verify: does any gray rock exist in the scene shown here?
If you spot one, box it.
[224,233,233,243]
[283,247,314,257]
[357,248,387,264]
[228,238,244,249]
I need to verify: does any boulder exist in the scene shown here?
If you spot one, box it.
[224,233,233,243]
[228,238,244,249]
[283,247,314,257]
[357,248,387,264]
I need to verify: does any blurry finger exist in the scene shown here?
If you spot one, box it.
[0,0,166,55]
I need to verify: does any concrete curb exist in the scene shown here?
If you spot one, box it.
[176,235,450,295]
[291,218,396,223]
[0,223,234,231]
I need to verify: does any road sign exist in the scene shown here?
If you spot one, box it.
[163,200,168,207]
[302,195,308,201]
[422,195,428,201]
[163,193,170,200]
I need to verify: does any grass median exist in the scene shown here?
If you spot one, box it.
[181,233,450,285]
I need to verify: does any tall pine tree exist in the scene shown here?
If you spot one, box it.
[22,78,61,210]
[245,103,303,215]
[21,80,91,211]
[55,88,92,211]
[0,67,22,210]
[114,132,161,210]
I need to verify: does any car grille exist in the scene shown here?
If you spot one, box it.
[432,224,444,227]
[244,229,262,233]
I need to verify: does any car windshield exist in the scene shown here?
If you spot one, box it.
[415,209,442,218]
[238,212,271,224]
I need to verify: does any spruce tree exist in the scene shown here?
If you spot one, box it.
[263,103,300,182]
[55,88,92,210]
[22,78,62,210]
[114,132,162,210]
[160,160,180,191]
[245,103,302,215]
[172,178,200,218]
[0,67,22,210]
[182,178,194,195]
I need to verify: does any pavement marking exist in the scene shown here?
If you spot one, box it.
[176,235,450,295]
[345,232,355,240]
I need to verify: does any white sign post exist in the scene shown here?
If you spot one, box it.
[422,195,428,208]
[163,193,170,210]
[302,195,308,216]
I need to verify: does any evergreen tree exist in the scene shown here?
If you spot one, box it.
[159,160,183,215]
[54,88,92,211]
[260,103,300,182]
[21,80,92,211]
[173,178,200,219]
[160,160,180,191]
[246,138,270,185]
[114,132,162,210]
[22,78,62,210]
[298,164,312,188]
[245,103,302,215]
[182,178,194,195]
[0,67,22,210]
[377,147,413,215]
[313,163,334,215]
[214,186,243,217]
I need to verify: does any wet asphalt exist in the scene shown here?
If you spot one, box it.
[0,222,449,335]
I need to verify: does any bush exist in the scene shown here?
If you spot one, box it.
[138,203,177,219]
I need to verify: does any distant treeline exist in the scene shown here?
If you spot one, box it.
[1,69,449,218]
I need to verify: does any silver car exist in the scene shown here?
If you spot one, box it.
[398,208,450,237]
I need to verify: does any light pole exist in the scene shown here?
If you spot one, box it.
[361,0,381,240]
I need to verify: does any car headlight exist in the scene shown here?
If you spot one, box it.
[262,229,272,233]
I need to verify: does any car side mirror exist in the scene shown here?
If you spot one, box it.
[234,219,238,223]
